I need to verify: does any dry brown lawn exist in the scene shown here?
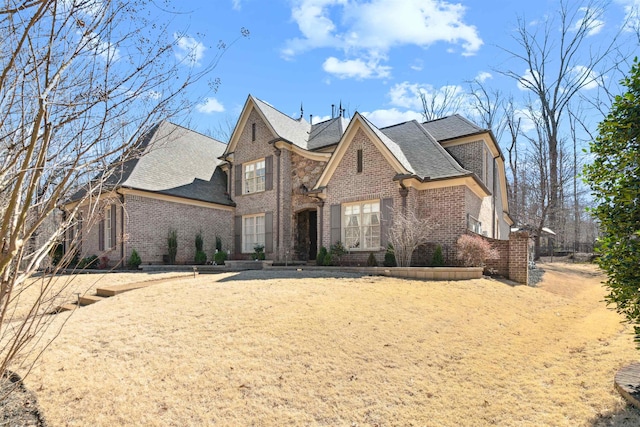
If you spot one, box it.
[16,263,640,426]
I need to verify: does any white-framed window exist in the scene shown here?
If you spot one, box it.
[243,214,265,253]
[243,159,266,194]
[343,201,380,250]
[105,206,112,249]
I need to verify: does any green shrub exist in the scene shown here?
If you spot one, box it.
[431,245,444,266]
[77,255,99,269]
[316,246,328,265]
[194,231,206,264]
[367,252,378,267]
[329,241,347,265]
[194,250,207,265]
[214,250,227,265]
[50,243,64,266]
[383,243,397,267]
[252,244,266,260]
[167,229,178,264]
[323,253,334,266]
[128,249,142,269]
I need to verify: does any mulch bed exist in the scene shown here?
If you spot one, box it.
[1,371,47,426]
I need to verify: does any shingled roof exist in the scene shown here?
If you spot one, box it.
[380,120,471,180]
[72,121,233,206]
[421,114,485,142]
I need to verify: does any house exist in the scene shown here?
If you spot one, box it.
[65,94,518,271]
[222,95,513,265]
[63,121,234,266]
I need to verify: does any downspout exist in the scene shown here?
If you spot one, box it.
[275,148,281,259]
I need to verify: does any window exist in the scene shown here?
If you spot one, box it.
[243,159,266,194]
[251,123,256,141]
[468,214,482,234]
[357,149,363,173]
[343,201,380,250]
[105,206,112,249]
[243,214,265,253]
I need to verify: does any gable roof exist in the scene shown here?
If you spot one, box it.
[251,97,312,146]
[422,114,485,142]
[379,120,471,180]
[72,121,233,206]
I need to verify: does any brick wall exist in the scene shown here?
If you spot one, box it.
[477,231,530,284]
[124,194,233,265]
[322,127,404,265]
[231,108,279,259]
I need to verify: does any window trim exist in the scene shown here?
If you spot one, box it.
[243,158,266,194]
[342,200,381,251]
[242,213,266,253]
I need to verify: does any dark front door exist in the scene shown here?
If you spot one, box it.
[308,210,317,260]
[296,210,318,261]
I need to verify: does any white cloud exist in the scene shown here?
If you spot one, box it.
[572,65,600,90]
[517,69,541,91]
[572,7,605,36]
[362,108,424,128]
[514,107,537,133]
[284,0,482,57]
[410,59,424,71]
[284,0,482,78]
[322,56,391,79]
[388,81,470,114]
[232,0,242,10]
[81,31,120,62]
[616,0,640,32]
[174,33,206,66]
[197,98,225,114]
[311,115,332,124]
[475,71,492,82]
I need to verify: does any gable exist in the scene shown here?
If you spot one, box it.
[314,114,410,191]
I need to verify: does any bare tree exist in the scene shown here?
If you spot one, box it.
[0,0,246,392]
[498,0,622,239]
[420,85,465,121]
[386,209,433,267]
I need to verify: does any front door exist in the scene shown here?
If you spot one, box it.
[296,210,318,261]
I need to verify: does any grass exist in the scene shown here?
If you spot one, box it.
[14,263,640,426]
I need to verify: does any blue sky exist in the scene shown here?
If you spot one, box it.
[161,0,639,139]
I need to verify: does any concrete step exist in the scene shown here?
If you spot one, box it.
[52,303,79,313]
[78,295,106,306]
[96,283,149,297]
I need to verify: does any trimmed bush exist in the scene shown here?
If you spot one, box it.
[432,245,444,266]
[367,252,378,267]
[128,249,142,269]
[322,253,334,266]
[456,234,499,267]
[194,251,207,265]
[316,246,328,265]
[167,229,177,264]
[383,243,397,267]
[214,251,227,265]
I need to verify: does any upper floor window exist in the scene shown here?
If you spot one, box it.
[244,159,266,194]
[343,201,380,250]
[251,123,256,141]
[357,149,363,173]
